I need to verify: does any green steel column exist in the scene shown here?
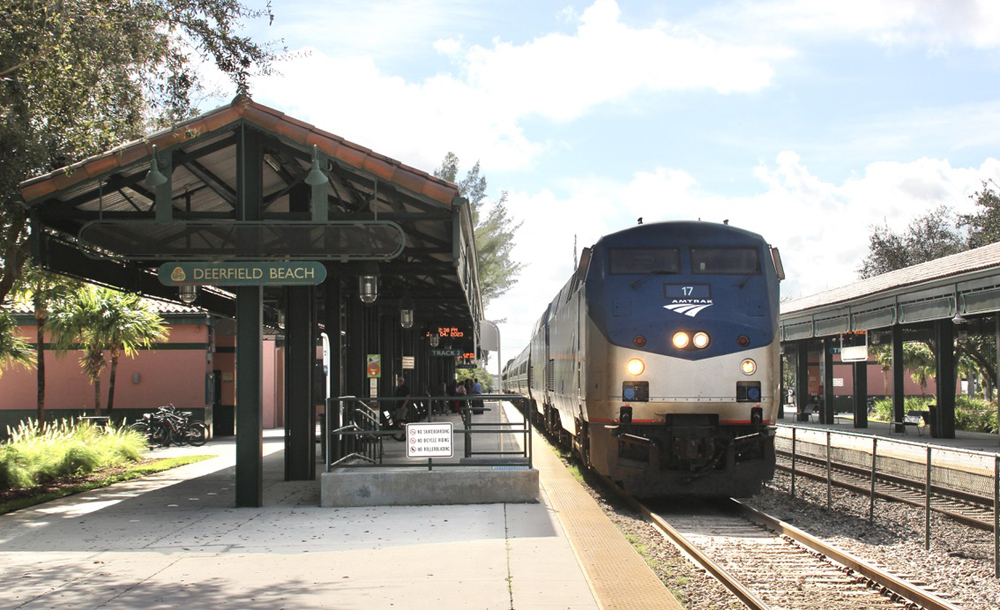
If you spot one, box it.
[236,285,263,507]
[892,325,905,425]
[284,285,316,480]
[854,357,869,428]
[822,337,835,424]
[795,341,809,420]
[935,319,956,439]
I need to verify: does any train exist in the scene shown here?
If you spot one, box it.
[503,220,784,497]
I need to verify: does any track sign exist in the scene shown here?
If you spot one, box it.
[406,422,454,458]
[840,331,868,362]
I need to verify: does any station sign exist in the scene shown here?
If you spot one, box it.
[158,261,326,286]
[406,422,454,458]
[367,354,381,379]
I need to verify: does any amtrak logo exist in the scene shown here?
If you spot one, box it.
[664,300,713,317]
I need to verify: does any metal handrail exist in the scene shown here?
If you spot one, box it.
[326,394,532,472]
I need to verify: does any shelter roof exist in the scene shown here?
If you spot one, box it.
[780,241,1000,340]
[18,97,482,340]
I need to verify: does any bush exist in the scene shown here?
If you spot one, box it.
[869,395,997,433]
[0,418,147,491]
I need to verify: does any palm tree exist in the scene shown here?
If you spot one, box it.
[0,306,34,376]
[95,290,168,412]
[13,264,79,429]
[50,286,169,414]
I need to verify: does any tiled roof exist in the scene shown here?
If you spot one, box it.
[782,241,1000,315]
[20,96,459,207]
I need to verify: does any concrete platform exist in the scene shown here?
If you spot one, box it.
[0,429,597,609]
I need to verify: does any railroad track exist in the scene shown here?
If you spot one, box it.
[630,496,960,610]
[776,451,997,531]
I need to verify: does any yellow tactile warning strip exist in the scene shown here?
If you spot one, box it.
[533,430,685,610]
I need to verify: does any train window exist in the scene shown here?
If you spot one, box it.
[690,248,760,275]
[609,248,680,274]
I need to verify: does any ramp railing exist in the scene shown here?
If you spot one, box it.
[325,394,532,472]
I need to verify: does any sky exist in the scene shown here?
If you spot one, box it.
[209,0,1000,364]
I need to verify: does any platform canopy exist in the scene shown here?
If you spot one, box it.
[19,96,483,340]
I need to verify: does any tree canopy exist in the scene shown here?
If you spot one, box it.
[0,0,282,304]
[857,204,966,278]
[434,153,525,309]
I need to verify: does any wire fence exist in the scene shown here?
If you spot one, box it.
[775,425,1000,577]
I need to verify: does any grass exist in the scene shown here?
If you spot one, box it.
[0,454,213,515]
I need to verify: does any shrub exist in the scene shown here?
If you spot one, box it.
[870,395,997,433]
[0,418,147,491]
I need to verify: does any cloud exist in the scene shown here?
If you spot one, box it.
[248,0,790,174]
[492,153,1000,356]
[719,0,1000,50]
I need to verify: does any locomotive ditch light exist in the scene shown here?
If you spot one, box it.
[740,358,757,375]
[693,332,710,349]
[626,358,645,375]
[671,332,690,349]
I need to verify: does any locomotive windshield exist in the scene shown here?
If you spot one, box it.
[609,248,680,274]
[690,248,760,275]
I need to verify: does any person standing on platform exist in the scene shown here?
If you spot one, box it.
[471,377,483,413]
[394,375,411,423]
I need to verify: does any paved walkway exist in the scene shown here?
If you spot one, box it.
[0,430,598,609]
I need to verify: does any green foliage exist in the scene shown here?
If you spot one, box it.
[434,153,524,308]
[0,0,281,304]
[0,418,147,490]
[869,395,997,433]
[857,204,965,279]
[0,306,34,376]
[960,180,1000,249]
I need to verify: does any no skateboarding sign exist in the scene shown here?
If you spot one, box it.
[406,422,453,458]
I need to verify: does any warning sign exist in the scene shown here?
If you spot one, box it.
[405,422,454,459]
[366,354,381,378]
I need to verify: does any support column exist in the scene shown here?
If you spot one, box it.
[892,325,905,425]
[235,285,263,507]
[346,295,365,398]
[284,285,315,481]
[795,341,810,420]
[853,358,869,428]
[822,337,835,425]
[935,319,956,439]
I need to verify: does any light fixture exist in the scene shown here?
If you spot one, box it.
[178,284,198,304]
[304,144,328,186]
[626,358,645,375]
[359,262,378,304]
[400,294,415,329]
[141,144,167,189]
[952,313,968,325]
[429,333,440,347]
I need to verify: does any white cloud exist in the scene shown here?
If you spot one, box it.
[492,153,1000,356]
[722,0,1000,50]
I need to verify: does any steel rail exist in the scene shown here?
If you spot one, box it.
[730,497,960,610]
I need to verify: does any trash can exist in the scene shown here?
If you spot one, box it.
[927,404,937,438]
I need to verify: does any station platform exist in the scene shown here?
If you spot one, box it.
[0,418,682,608]
[778,410,1000,455]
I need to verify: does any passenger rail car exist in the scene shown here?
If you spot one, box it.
[504,221,784,497]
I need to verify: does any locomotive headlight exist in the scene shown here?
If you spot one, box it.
[626,358,645,376]
[740,358,757,376]
[671,332,690,349]
[693,332,711,349]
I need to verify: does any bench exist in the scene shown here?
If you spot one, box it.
[797,404,820,423]
[891,410,927,435]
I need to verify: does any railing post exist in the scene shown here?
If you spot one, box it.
[826,430,832,510]
[869,436,877,523]
[791,427,797,498]
[925,446,932,551]
[994,454,999,578]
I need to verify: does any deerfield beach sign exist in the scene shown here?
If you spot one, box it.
[158,262,327,286]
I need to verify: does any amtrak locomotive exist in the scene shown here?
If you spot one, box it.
[504,220,784,497]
